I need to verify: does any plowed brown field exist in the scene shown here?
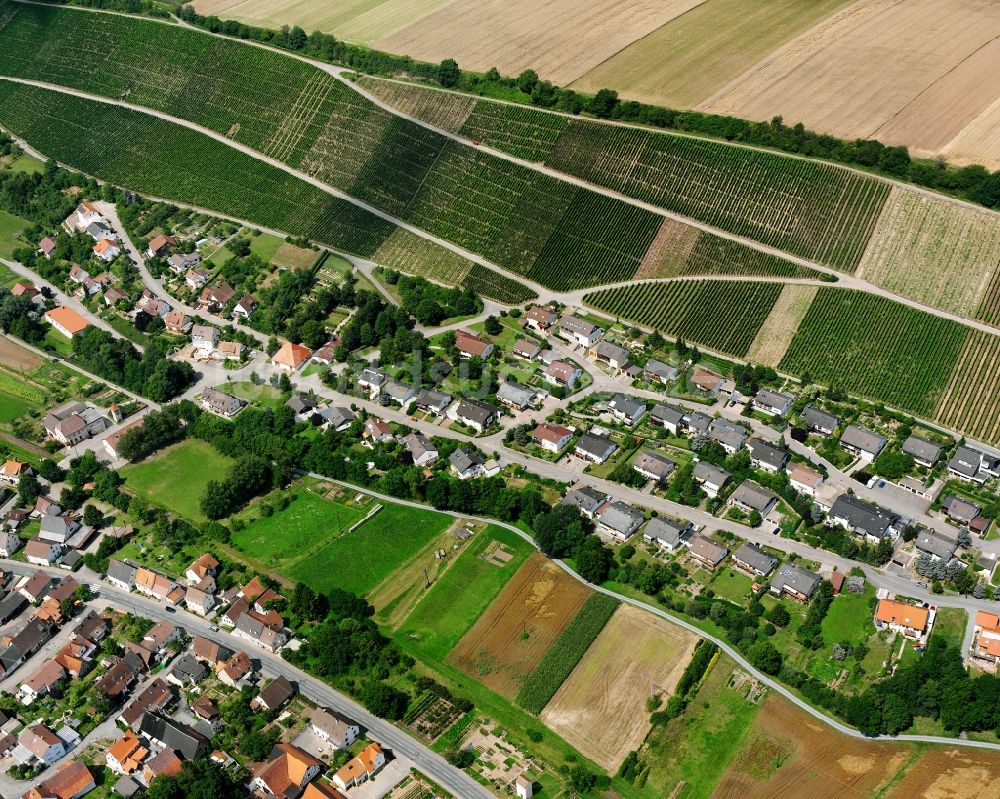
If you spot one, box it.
[884,747,1000,799]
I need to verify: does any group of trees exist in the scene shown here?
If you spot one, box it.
[71,328,195,402]
[383,270,479,325]
[336,291,423,364]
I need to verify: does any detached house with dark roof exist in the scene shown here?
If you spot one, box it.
[708,418,748,454]
[800,405,839,436]
[607,394,647,426]
[948,445,1000,483]
[558,315,602,347]
[449,448,485,480]
[828,494,898,542]
[561,486,608,519]
[770,564,821,602]
[448,399,500,433]
[902,435,944,468]
[632,450,675,483]
[593,340,630,371]
[840,425,888,460]
[752,389,794,417]
[732,543,778,577]
[574,432,617,464]
[595,501,644,540]
[642,517,692,551]
[729,481,779,518]
[746,438,789,473]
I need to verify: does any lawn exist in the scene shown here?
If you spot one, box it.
[398,526,534,661]
[0,209,30,259]
[121,438,234,523]
[821,586,875,643]
[43,329,72,356]
[931,607,968,650]
[249,232,284,264]
[232,487,454,597]
[0,390,38,423]
[707,568,754,604]
[223,380,285,409]
[5,154,44,174]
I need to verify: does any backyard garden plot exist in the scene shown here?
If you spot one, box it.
[856,187,1000,320]
[745,284,818,368]
[584,280,783,358]
[934,331,1000,447]
[778,289,970,419]
[539,605,697,771]
[357,78,476,135]
[448,553,591,699]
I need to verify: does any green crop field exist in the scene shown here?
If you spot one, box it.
[399,527,534,662]
[584,280,783,357]
[122,438,235,523]
[779,289,969,418]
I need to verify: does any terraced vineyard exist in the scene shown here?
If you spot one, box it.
[0,81,531,302]
[584,280,783,357]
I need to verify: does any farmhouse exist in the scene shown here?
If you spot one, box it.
[915,529,957,562]
[840,425,888,460]
[524,305,556,331]
[574,432,617,464]
[708,418,748,454]
[828,494,897,541]
[198,388,244,418]
[800,405,839,435]
[607,394,646,426]
[595,500,644,540]
[532,423,573,453]
[512,338,541,361]
[544,360,581,388]
[643,359,677,384]
[43,402,107,446]
[948,445,1000,483]
[310,707,360,750]
[642,517,691,551]
[632,450,675,483]
[496,381,538,411]
[455,330,494,359]
[593,340,630,371]
[449,448,485,480]
[648,403,685,433]
[688,535,728,569]
[973,611,1000,663]
[561,486,608,519]
[729,481,778,518]
[401,432,438,466]
[902,435,944,467]
[875,599,929,639]
[44,306,89,339]
[770,564,821,602]
[788,463,824,496]
[448,399,500,432]
[693,462,730,497]
[272,341,312,373]
[746,438,789,473]
[558,315,602,347]
[731,543,778,577]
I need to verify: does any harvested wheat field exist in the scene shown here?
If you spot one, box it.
[856,187,1000,319]
[884,747,1000,799]
[448,553,591,699]
[745,283,818,367]
[573,0,854,108]
[540,605,697,771]
[0,336,42,372]
[702,0,1000,153]
[376,0,705,86]
[934,331,1000,448]
[939,94,1000,172]
[711,693,909,799]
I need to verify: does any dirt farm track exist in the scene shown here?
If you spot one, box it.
[194,0,1000,169]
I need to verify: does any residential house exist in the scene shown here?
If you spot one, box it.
[524,305,556,331]
[840,425,888,460]
[455,330,494,359]
[875,599,929,639]
[574,432,617,464]
[311,338,339,365]
[948,445,1000,483]
[66,201,103,233]
[770,564,821,602]
[167,654,208,687]
[693,462,730,497]
[69,264,90,284]
[134,567,184,604]
[15,724,65,766]
[20,659,67,702]
[356,367,387,399]
[232,610,287,653]
[688,535,728,569]
[544,360,581,388]
[272,341,312,373]
[103,418,145,461]
[0,529,22,558]
[708,419,748,454]
[944,495,980,528]
[199,387,244,418]
[38,237,57,258]
[731,543,778,577]
[138,714,208,761]
[191,697,221,730]
[607,394,647,426]
[512,339,541,361]
[800,405,839,435]
[39,514,80,544]
[22,759,94,799]
[146,234,176,259]
[190,325,219,358]
[251,675,295,712]
[106,560,138,592]
[332,742,385,792]
[167,252,201,274]
[496,381,538,411]
[185,586,216,616]
[557,316,602,347]
[593,340,630,371]
[752,389,794,417]
[93,238,121,262]
[401,432,438,467]
[414,388,452,417]
[11,282,39,300]
[532,423,573,454]
[595,501,644,540]
[643,359,677,384]
[828,494,898,542]
[106,731,150,776]
[915,529,958,562]
[18,572,52,605]
[142,749,183,784]
[321,407,356,432]
[185,267,209,289]
[53,636,95,678]
[310,707,359,750]
[642,517,692,551]
[448,399,500,433]
[902,435,944,468]
[24,539,61,567]
[163,311,192,334]
[691,368,724,394]
[251,744,322,798]
[682,411,712,435]
[232,293,257,319]
[789,463,824,497]
[216,650,254,688]
[198,282,235,311]
[561,486,608,519]
[730,481,779,518]
[192,636,232,666]
[746,438,789,473]
[381,380,417,408]
[363,417,393,443]
[103,286,129,307]
[633,450,675,483]
[44,307,89,339]
[648,403,685,434]
[185,554,219,586]
[973,611,1000,663]
[449,448,485,480]
[0,460,30,486]
[136,290,170,318]
[94,656,140,701]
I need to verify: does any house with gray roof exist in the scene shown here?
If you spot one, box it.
[947,445,1000,483]
[800,405,839,436]
[902,435,944,468]
[633,450,675,483]
[402,432,438,467]
[642,517,692,551]
[449,448,485,480]
[574,433,618,464]
[139,713,208,761]
[561,486,608,519]
[607,394,647,426]
[682,412,712,434]
[596,501,644,540]
[643,359,677,384]
[770,564,821,602]
[840,425,888,460]
[200,387,245,418]
[558,315,602,347]
[39,514,80,544]
[106,560,138,592]
[414,388,452,416]
[729,480,779,517]
[496,381,538,411]
[752,389,794,417]
[357,367,388,398]
[693,462,730,497]
[382,380,417,407]
[708,418,748,454]
[593,340,630,371]
[747,438,789,473]
[915,529,958,562]
[448,399,500,433]
[688,535,728,568]
[732,543,778,577]
[321,406,356,431]
[828,494,897,541]
[649,403,685,434]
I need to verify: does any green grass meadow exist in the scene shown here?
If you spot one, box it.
[0,209,30,259]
